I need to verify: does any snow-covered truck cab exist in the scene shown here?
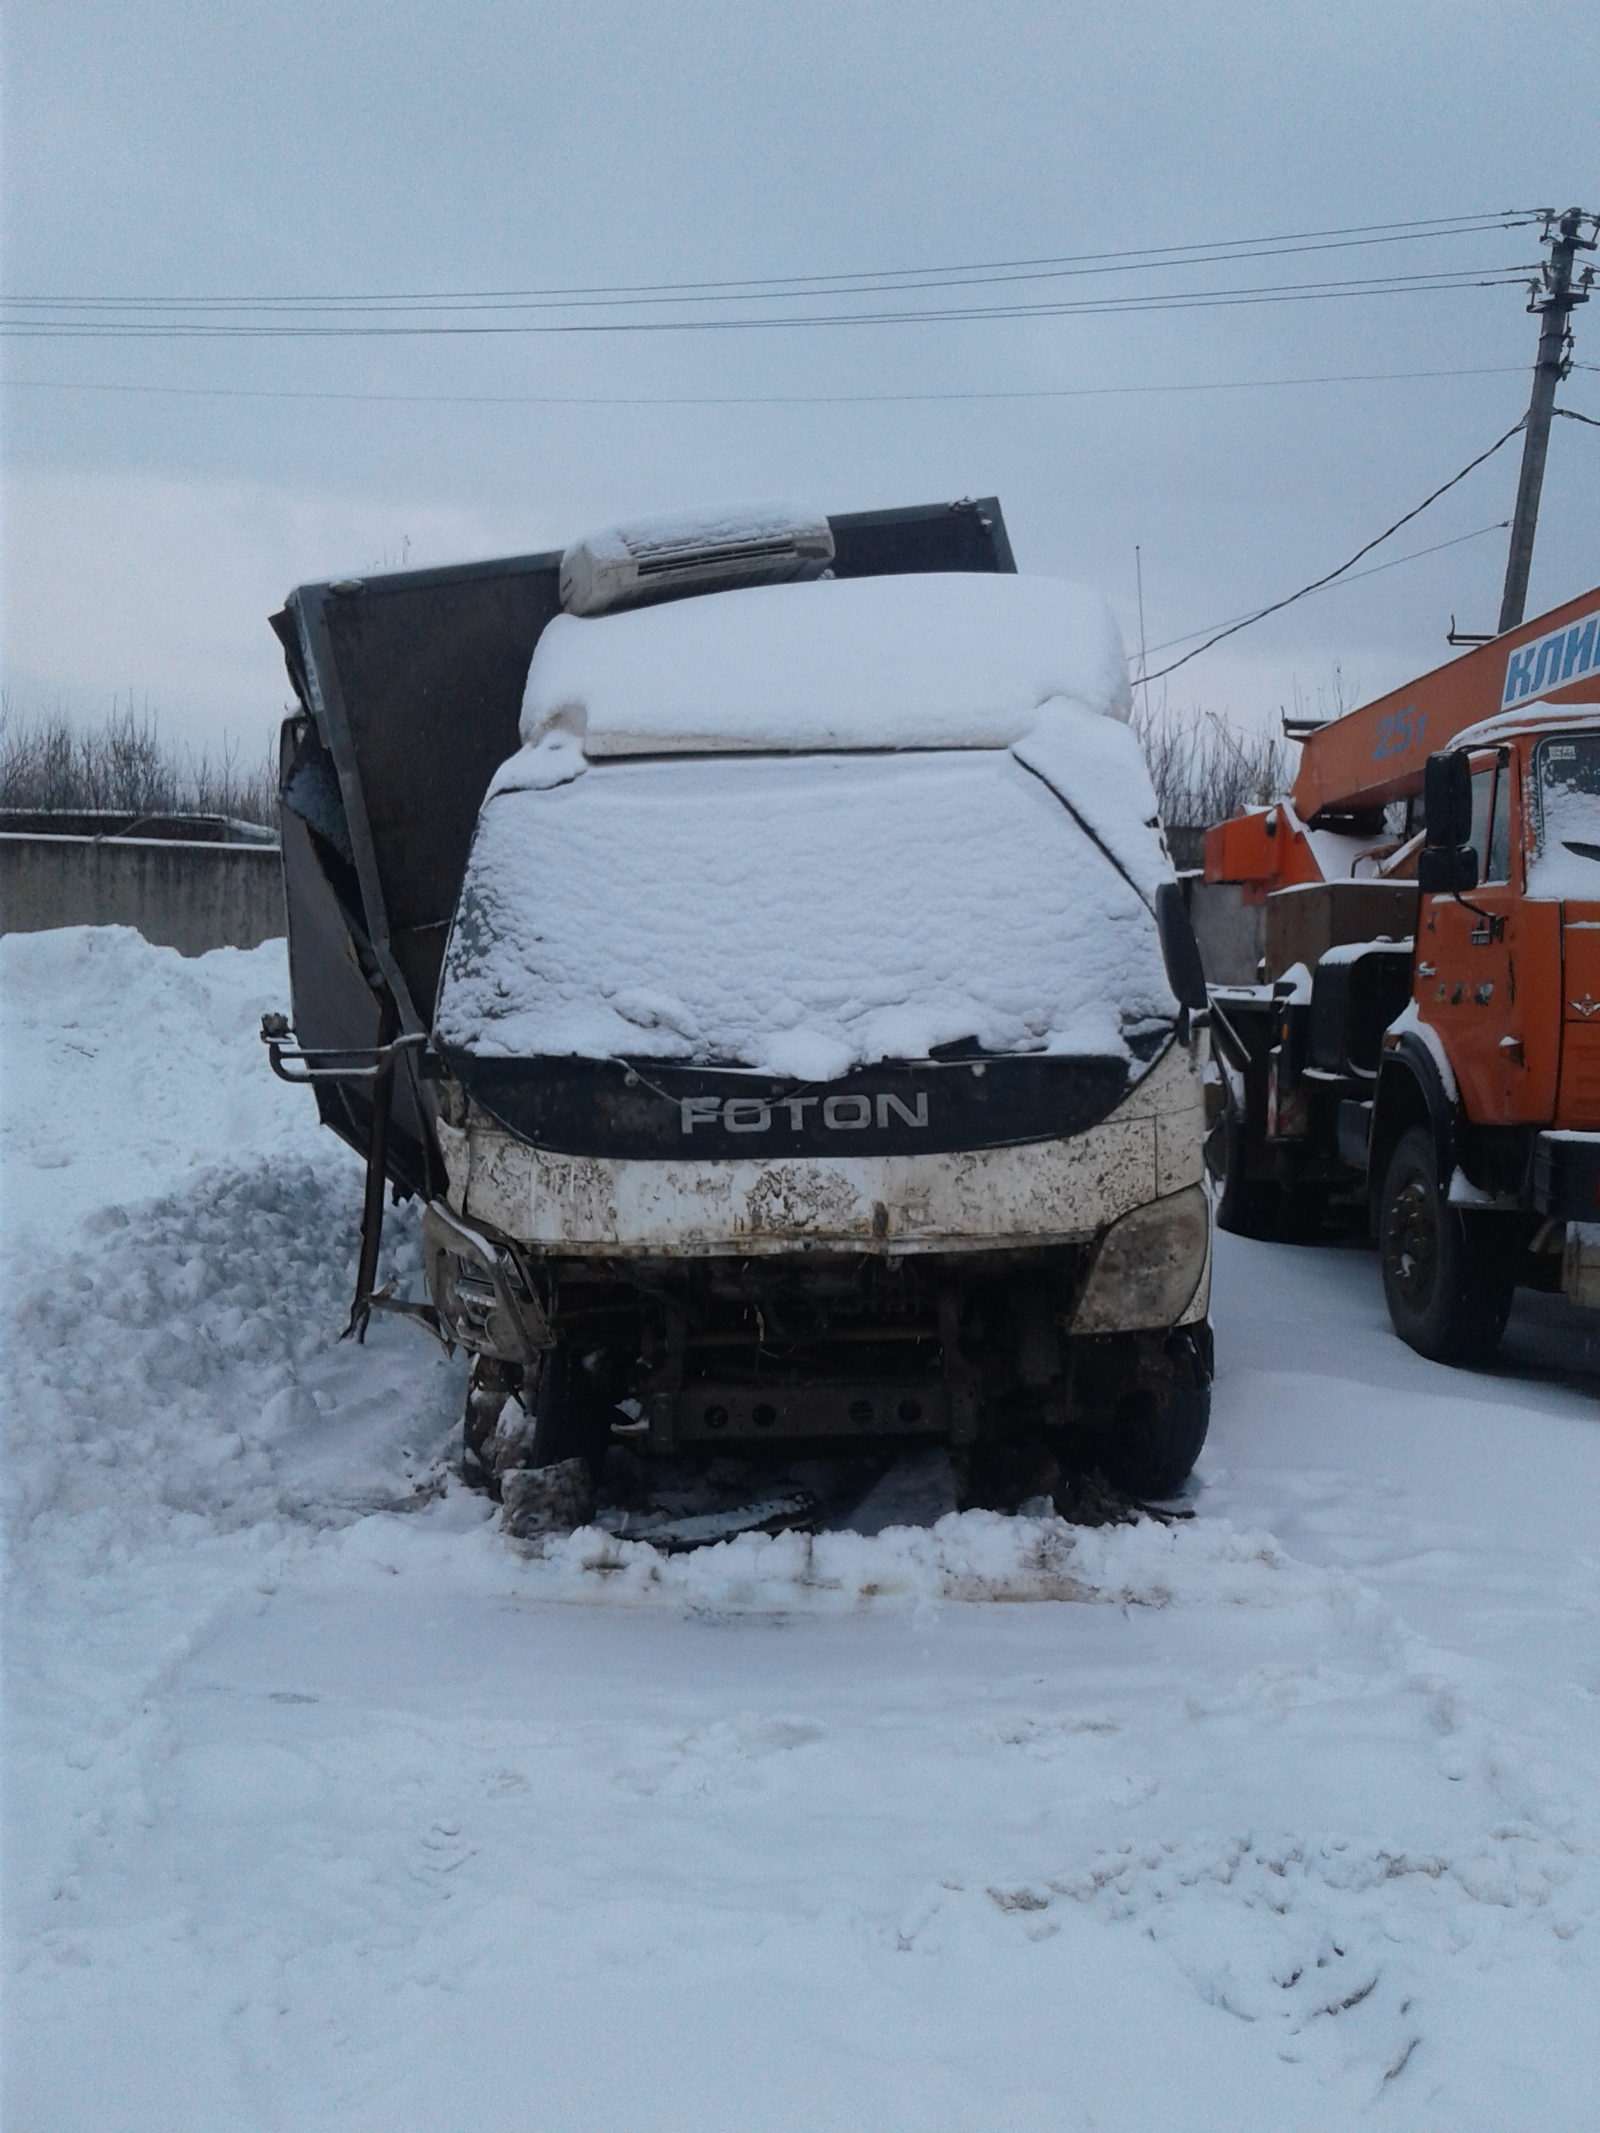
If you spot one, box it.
[422,512,1214,1498]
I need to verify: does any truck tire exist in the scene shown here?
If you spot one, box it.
[1104,1330,1211,1499]
[1379,1125,1514,1364]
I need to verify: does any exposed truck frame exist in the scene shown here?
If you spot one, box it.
[1200,583,1600,1359]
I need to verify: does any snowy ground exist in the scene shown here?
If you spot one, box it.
[4,928,1598,2132]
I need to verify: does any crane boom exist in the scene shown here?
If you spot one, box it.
[1290,582,1600,820]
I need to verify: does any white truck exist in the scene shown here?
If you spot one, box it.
[267,499,1213,1525]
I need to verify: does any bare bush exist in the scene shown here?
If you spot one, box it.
[1281,663,1362,731]
[1132,694,1300,833]
[0,695,277,826]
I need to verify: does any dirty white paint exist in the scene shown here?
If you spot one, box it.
[438,1040,1206,1275]
[1176,1222,1212,1327]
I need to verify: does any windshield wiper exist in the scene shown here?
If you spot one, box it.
[1561,840,1600,862]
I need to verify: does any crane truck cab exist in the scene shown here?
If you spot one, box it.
[1366,701,1600,1355]
[1201,587,1600,1362]
[265,499,1215,1525]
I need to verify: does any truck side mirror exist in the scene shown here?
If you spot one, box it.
[1419,751,1479,893]
[1417,842,1480,894]
[1423,751,1473,848]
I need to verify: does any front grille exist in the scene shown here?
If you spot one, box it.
[449,1047,1151,1159]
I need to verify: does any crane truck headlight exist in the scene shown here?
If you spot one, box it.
[1071,1184,1210,1335]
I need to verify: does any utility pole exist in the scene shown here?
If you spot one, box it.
[1498,206,1596,634]
[1134,545,1150,716]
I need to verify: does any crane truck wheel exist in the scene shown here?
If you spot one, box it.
[1378,1126,1515,1365]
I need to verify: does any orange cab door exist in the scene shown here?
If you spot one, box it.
[1418,750,1559,1124]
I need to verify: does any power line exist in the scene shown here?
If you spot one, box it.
[6,227,1533,318]
[0,265,1536,339]
[1140,420,1527,683]
[1555,404,1600,428]
[0,362,1532,411]
[5,245,1520,317]
[2,211,1535,311]
[1142,520,1512,657]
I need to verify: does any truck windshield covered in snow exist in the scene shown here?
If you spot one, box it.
[438,740,1175,1081]
[1534,732,1600,886]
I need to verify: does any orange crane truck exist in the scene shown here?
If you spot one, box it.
[1201,583,1600,1362]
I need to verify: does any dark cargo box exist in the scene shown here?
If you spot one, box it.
[270,499,1016,1190]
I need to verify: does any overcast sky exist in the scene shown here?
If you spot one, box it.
[3,1,1596,760]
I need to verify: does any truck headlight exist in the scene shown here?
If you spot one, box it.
[1071,1184,1210,1335]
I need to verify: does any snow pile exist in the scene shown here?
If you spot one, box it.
[484,1504,1330,1614]
[522,570,1133,756]
[1012,699,1172,891]
[2,1161,462,1570]
[0,929,459,1645]
[441,715,1174,1077]
[0,927,314,1255]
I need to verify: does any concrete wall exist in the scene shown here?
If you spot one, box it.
[1,833,286,957]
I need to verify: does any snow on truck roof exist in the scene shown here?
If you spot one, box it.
[516,571,1133,762]
[441,575,1173,1078]
[1450,697,1600,753]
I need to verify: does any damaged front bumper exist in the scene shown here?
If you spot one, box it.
[421,1043,1212,1457]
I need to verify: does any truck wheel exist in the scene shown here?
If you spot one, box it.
[1379,1126,1514,1364]
[1215,1104,1281,1240]
[1104,1330,1211,1499]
